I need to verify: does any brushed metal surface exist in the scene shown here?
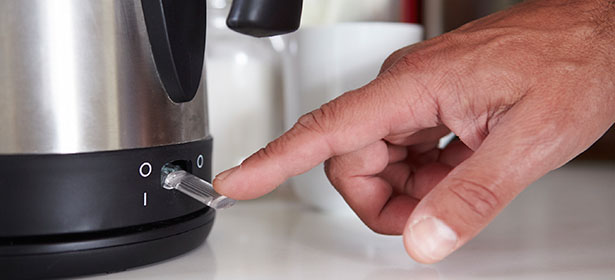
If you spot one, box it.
[0,0,208,154]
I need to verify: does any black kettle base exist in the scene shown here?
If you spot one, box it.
[0,207,215,279]
[0,139,215,279]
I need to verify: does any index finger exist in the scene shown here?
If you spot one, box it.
[213,65,437,200]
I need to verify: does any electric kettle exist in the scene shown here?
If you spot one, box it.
[0,0,302,278]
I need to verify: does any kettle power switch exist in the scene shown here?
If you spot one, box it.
[161,166,235,210]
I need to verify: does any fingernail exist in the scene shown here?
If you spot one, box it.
[214,166,239,182]
[407,216,457,262]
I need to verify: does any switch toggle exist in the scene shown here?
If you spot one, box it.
[161,164,236,210]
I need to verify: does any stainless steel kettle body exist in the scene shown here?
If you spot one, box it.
[0,0,208,154]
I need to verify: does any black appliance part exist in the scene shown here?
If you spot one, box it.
[142,0,207,103]
[227,0,303,37]
[0,138,214,279]
[0,208,215,279]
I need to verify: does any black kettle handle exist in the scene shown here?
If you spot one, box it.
[226,0,303,37]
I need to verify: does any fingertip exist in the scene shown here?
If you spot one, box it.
[403,216,458,264]
[213,165,274,200]
[212,165,242,198]
[214,165,239,183]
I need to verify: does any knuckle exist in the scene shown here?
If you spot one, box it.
[380,53,400,74]
[253,146,274,162]
[448,177,501,220]
[363,218,400,235]
[323,158,341,185]
[355,213,388,235]
[254,138,286,162]
[296,111,323,134]
[386,37,451,76]
[366,223,389,235]
[395,53,428,74]
[296,102,336,136]
[323,156,358,186]
[380,45,415,73]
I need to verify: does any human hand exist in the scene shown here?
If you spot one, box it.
[214,0,615,263]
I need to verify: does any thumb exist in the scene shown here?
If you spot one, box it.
[402,100,583,264]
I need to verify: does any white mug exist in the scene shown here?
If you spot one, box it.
[282,22,424,214]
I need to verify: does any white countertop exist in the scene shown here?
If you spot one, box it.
[88,163,615,280]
